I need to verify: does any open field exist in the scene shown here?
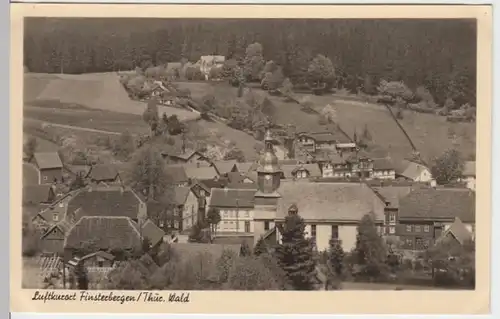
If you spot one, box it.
[24,73,200,122]
[176,81,476,163]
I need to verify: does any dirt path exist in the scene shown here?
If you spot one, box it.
[26,118,121,136]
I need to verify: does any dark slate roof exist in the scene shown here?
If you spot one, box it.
[226,172,246,184]
[276,182,386,222]
[141,219,165,247]
[209,188,256,208]
[372,158,395,171]
[66,187,143,220]
[33,152,63,169]
[212,160,238,175]
[199,179,227,190]
[399,188,475,222]
[374,186,413,209]
[164,166,189,184]
[64,216,142,250]
[23,185,54,206]
[88,164,120,181]
[225,183,258,190]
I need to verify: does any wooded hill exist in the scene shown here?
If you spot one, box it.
[24,18,476,106]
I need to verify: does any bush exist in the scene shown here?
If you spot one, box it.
[209,67,223,80]
[185,66,204,81]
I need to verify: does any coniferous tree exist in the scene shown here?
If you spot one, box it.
[274,210,317,290]
[327,238,345,278]
[239,241,251,257]
[253,237,268,256]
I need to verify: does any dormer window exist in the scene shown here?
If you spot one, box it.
[52,213,59,222]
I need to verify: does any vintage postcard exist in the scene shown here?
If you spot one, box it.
[10,3,492,315]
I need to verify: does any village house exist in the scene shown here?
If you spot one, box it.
[87,164,122,185]
[161,150,212,166]
[208,188,256,234]
[78,251,116,269]
[210,160,238,176]
[295,131,356,154]
[40,218,73,255]
[274,182,386,252]
[373,186,413,236]
[395,159,433,183]
[33,152,64,184]
[32,190,80,228]
[23,185,56,206]
[183,164,219,182]
[198,55,225,80]
[461,161,476,191]
[173,186,199,231]
[280,163,322,180]
[372,158,396,180]
[63,216,143,261]
[164,166,189,187]
[396,188,475,251]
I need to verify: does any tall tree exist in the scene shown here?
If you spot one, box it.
[127,146,172,201]
[142,99,159,137]
[243,42,265,81]
[206,207,221,240]
[274,210,317,290]
[23,136,38,161]
[354,213,389,281]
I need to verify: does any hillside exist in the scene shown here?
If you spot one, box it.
[24,73,200,121]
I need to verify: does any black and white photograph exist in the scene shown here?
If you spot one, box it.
[16,6,487,299]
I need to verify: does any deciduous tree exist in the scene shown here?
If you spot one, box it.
[430,148,465,185]
[23,136,38,162]
[307,54,335,92]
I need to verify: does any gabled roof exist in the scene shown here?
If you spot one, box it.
[66,187,143,220]
[141,219,165,247]
[209,188,256,208]
[396,160,431,180]
[441,217,473,245]
[34,152,63,170]
[88,164,120,181]
[373,186,413,209]
[276,182,386,222]
[64,216,142,251]
[23,185,54,206]
[164,165,189,184]
[399,188,475,222]
[281,163,321,179]
[81,250,115,261]
[184,165,219,181]
[41,219,73,239]
[463,161,476,177]
[211,160,238,175]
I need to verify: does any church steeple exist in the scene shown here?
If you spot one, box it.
[256,130,282,195]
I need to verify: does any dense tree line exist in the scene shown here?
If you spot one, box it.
[24,18,476,105]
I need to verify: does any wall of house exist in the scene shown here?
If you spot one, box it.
[39,168,63,185]
[465,176,476,191]
[181,191,199,231]
[415,168,433,182]
[372,170,396,180]
[217,208,254,233]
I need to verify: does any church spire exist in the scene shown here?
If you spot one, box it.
[256,129,282,195]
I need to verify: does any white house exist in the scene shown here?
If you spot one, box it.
[208,188,256,234]
[274,181,386,252]
[396,160,433,182]
[462,161,476,191]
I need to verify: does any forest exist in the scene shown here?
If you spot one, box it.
[23,18,477,106]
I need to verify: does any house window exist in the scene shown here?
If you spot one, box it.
[43,176,48,181]
[414,225,422,232]
[174,220,179,229]
[389,226,396,234]
[264,221,270,231]
[223,211,229,218]
[311,225,317,238]
[389,213,396,225]
[406,225,412,232]
[97,261,104,267]
[52,213,59,222]
[405,238,413,248]
[331,225,339,239]
[424,225,430,232]
[244,221,250,233]
[416,237,424,249]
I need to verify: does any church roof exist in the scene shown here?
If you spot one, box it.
[257,130,281,174]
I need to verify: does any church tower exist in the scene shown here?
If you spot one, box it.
[255,130,282,199]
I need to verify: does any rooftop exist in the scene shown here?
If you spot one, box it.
[34,152,63,170]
